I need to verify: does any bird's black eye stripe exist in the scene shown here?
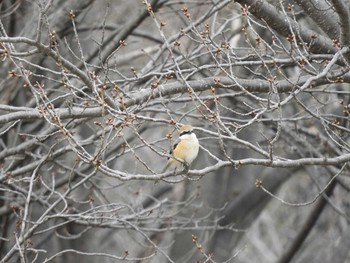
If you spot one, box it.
[180,130,192,136]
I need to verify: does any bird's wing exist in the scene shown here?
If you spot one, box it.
[168,139,179,159]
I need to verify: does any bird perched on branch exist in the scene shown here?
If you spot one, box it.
[162,124,199,173]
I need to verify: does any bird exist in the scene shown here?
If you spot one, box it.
[162,124,199,173]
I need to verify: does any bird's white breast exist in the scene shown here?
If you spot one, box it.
[181,133,199,164]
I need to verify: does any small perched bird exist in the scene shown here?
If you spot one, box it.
[162,124,199,172]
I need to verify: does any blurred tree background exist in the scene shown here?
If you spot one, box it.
[1,0,350,262]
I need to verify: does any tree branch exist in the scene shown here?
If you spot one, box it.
[235,0,336,54]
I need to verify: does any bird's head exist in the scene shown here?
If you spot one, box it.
[178,124,194,136]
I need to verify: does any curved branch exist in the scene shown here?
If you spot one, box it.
[235,0,336,54]
[295,0,340,40]
[331,0,350,61]
[331,0,350,46]
[90,153,350,181]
